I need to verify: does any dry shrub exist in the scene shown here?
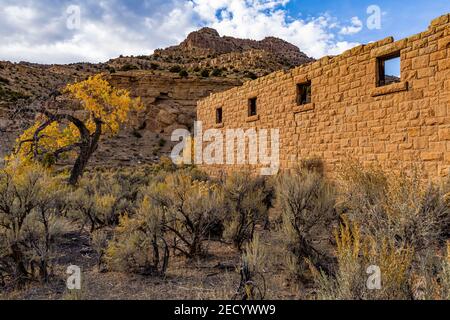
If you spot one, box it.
[439,242,450,299]
[299,157,325,176]
[70,169,143,232]
[149,172,223,258]
[339,161,449,255]
[278,169,338,280]
[309,161,450,300]
[0,164,69,287]
[222,172,274,251]
[105,197,169,275]
[91,230,108,270]
[234,234,267,300]
[242,233,267,274]
[411,241,450,300]
[309,218,413,300]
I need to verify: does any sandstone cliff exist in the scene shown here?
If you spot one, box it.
[0,27,313,166]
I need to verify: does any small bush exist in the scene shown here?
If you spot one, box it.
[200,69,210,78]
[233,234,267,300]
[309,218,413,300]
[169,65,182,73]
[338,162,450,254]
[0,164,68,287]
[0,76,10,85]
[149,173,223,258]
[211,68,222,77]
[70,170,143,233]
[278,169,338,280]
[300,157,325,176]
[91,230,108,271]
[158,138,167,147]
[179,70,189,77]
[222,172,274,251]
[105,197,169,275]
[120,64,138,71]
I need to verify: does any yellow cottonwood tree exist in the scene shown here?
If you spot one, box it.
[9,74,143,185]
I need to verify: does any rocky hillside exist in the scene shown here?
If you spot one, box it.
[0,28,313,166]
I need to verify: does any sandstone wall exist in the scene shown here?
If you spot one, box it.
[109,71,241,134]
[197,14,450,179]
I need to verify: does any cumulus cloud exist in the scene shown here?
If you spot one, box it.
[0,0,360,64]
[339,16,364,35]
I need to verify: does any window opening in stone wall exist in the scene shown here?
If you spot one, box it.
[377,53,401,87]
[248,98,257,117]
[297,81,312,105]
[216,107,223,124]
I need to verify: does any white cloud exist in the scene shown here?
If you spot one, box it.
[187,0,359,58]
[0,0,360,64]
[339,16,363,35]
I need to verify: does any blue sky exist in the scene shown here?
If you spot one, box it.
[0,0,449,64]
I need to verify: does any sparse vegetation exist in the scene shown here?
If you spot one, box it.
[1,156,449,300]
[149,172,223,258]
[211,68,222,77]
[169,65,182,73]
[0,76,10,85]
[119,64,139,72]
[0,164,69,288]
[200,69,210,78]
[222,172,274,251]
[278,166,338,280]
[179,69,189,77]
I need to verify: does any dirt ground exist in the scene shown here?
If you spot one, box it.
[0,217,307,300]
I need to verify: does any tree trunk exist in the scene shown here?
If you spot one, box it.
[68,118,102,186]
[69,145,91,186]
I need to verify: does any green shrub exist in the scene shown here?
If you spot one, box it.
[120,64,138,71]
[211,68,222,77]
[179,70,189,77]
[200,69,210,78]
[169,65,182,73]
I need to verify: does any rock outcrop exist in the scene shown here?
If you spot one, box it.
[0,27,313,166]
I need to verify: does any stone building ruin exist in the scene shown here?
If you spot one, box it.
[197,14,450,178]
